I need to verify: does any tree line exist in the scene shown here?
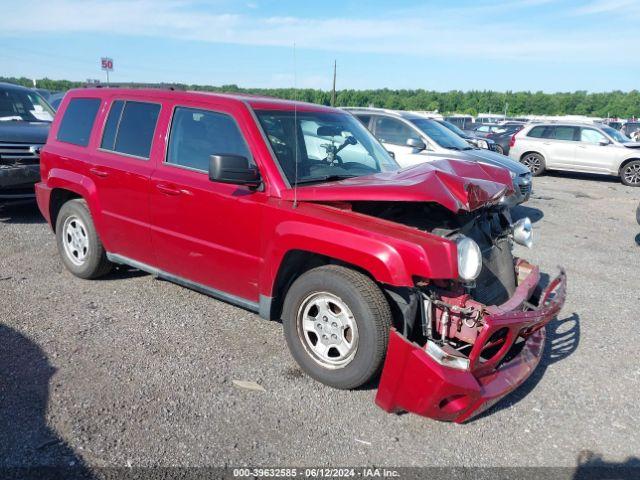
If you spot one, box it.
[3,76,638,118]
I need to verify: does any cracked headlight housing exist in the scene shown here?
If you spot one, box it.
[456,236,482,281]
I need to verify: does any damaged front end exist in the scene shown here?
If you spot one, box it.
[370,205,567,423]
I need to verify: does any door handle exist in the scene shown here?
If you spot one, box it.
[156,183,182,196]
[89,167,109,178]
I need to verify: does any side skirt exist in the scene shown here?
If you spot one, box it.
[106,253,261,314]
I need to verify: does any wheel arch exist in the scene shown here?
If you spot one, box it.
[49,188,82,232]
[265,249,418,337]
[519,150,545,162]
[618,157,640,174]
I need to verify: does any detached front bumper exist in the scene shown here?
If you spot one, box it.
[375,262,566,423]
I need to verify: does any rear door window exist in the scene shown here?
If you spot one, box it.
[166,107,252,172]
[372,117,419,145]
[100,100,160,159]
[57,98,101,146]
[550,126,578,141]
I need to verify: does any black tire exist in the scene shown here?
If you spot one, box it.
[620,160,640,187]
[520,152,546,176]
[55,199,112,279]
[494,144,504,155]
[282,265,392,390]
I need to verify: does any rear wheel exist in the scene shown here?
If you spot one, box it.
[56,199,113,279]
[620,160,640,187]
[282,265,391,389]
[520,152,546,176]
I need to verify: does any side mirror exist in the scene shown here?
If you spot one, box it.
[599,139,611,146]
[387,150,396,159]
[209,155,261,188]
[406,138,426,151]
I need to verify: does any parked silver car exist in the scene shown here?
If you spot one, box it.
[345,108,532,206]
[509,123,640,186]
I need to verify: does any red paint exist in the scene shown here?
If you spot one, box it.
[376,265,567,423]
[36,88,566,422]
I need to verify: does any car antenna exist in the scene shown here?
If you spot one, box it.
[293,41,299,209]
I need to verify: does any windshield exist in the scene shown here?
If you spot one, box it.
[410,118,473,150]
[255,110,399,185]
[0,88,55,122]
[602,125,631,143]
[437,120,468,138]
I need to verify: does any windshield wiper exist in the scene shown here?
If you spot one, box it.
[294,174,357,185]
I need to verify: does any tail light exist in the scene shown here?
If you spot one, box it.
[509,133,517,148]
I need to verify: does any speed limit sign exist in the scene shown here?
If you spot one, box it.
[101,57,114,71]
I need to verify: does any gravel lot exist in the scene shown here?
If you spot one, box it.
[1,172,639,474]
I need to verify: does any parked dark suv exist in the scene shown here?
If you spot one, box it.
[0,82,53,200]
[36,88,566,423]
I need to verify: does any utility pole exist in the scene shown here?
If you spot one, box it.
[504,102,509,118]
[331,60,337,107]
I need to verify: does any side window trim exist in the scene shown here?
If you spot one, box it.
[97,99,162,160]
[163,105,254,175]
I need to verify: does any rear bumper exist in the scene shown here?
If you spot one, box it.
[34,181,52,225]
[376,264,566,423]
[0,164,40,198]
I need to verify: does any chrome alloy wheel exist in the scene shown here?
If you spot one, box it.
[62,215,89,265]
[521,154,543,174]
[623,163,640,185]
[296,292,359,369]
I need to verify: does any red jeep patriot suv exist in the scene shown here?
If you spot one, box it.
[36,88,566,423]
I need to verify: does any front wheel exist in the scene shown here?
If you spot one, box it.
[494,144,504,155]
[282,265,392,389]
[520,152,546,176]
[620,160,640,187]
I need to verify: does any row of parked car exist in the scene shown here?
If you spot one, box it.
[350,108,640,187]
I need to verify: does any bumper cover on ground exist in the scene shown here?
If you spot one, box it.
[375,266,566,423]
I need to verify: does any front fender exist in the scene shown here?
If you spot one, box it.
[260,205,459,297]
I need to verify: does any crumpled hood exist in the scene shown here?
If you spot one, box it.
[465,148,530,175]
[0,122,50,144]
[281,159,513,213]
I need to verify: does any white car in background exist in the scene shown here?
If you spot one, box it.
[509,123,640,186]
[344,107,532,206]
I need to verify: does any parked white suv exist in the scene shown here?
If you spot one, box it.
[509,123,640,186]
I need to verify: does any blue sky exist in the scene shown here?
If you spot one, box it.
[1,0,639,92]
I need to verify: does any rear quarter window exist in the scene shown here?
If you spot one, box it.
[56,98,101,146]
[526,126,546,138]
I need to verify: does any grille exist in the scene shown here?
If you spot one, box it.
[0,142,42,166]
[519,182,532,195]
[471,237,516,306]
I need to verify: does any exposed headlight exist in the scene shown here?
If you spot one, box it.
[456,236,482,281]
[512,217,533,248]
[426,340,470,370]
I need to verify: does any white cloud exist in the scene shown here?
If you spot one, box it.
[0,0,637,64]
